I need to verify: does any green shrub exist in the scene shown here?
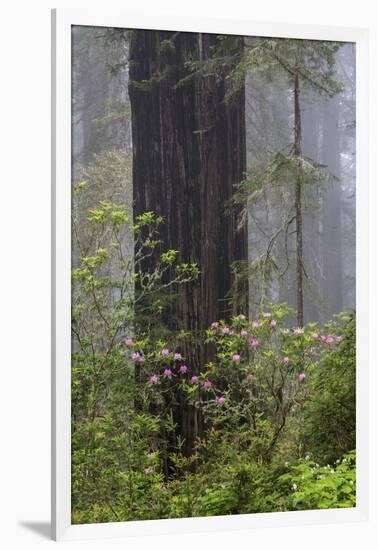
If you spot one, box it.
[301,313,356,464]
[277,450,356,510]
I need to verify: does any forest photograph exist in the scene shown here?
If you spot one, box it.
[71,26,356,524]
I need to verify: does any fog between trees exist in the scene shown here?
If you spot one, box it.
[72,27,355,327]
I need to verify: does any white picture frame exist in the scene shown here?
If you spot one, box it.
[51,8,369,541]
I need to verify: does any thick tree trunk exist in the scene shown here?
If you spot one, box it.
[128,30,247,454]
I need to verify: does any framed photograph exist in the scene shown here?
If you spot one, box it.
[51,8,369,541]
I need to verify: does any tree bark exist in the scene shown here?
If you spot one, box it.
[128,30,247,454]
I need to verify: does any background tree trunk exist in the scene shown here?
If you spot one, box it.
[321,95,343,318]
[294,72,304,326]
[301,93,322,323]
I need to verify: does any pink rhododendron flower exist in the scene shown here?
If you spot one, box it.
[124,338,134,345]
[217,396,226,404]
[179,365,188,373]
[252,321,262,328]
[211,322,219,329]
[191,376,199,383]
[174,353,182,361]
[160,485,167,491]
[326,336,334,344]
[283,356,290,365]
[246,373,253,381]
[144,467,154,474]
[250,338,259,348]
[161,348,170,356]
[149,374,158,384]
[232,354,241,362]
[131,351,140,360]
[293,328,304,335]
[311,333,319,340]
[222,327,230,335]
[335,336,342,342]
[148,451,156,458]
[270,319,277,327]
[138,356,145,363]
[163,368,172,376]
[203,380,212,388]
[320,335,327,342]
[240,330,248,337]
[307,348,314,354]
[298,372,306,382]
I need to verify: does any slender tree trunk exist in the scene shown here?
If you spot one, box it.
[301,93,322,322]
[321,96,342,317]
[294,72,304,326]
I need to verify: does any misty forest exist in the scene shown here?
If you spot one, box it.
[71,26,356,523]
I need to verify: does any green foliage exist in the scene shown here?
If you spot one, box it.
[72,286,356,522]
[278,451,356,510]
[87,201,130,227]
[243,38,343,96]
[72,178,202,523]
[161,249,179,265]
[182,36,343,104]
[301,313,356,464]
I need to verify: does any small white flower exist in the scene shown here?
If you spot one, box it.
[292,483,298,491]
[305,455,310,461]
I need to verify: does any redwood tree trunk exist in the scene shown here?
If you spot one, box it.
[128,30,247,454]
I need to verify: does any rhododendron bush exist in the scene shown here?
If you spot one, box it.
[72,204,356,523]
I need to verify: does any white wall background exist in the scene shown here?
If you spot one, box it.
[0,0,376,548]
